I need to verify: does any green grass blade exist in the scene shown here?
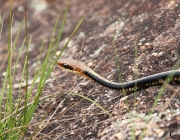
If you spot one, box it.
[73,93,111,117]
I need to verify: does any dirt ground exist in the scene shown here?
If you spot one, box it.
[0,0,180,139]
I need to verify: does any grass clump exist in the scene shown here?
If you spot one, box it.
[0,1,86,139]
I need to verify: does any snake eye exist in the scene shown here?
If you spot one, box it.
[63,63,73,70]
[63,64,70,69]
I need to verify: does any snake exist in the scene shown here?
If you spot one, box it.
[57,58,180,92]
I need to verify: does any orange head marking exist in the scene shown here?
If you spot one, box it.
[57,58,90,77]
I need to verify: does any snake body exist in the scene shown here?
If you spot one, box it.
[57,58,180,92]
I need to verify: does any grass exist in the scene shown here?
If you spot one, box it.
[0,1,88,139]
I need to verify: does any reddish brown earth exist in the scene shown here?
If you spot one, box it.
[0,0,180,139]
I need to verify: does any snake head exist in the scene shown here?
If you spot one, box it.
[57,62,74,71]
[57,58,89,78]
